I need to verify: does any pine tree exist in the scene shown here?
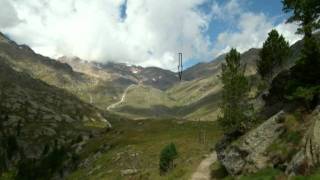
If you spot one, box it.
[282,0,320,105]
[219,48,251,133]
[258,29,290,81]
[282,0,320,38]
[282,0,320,73]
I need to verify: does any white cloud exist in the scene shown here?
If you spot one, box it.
[0,0,22,28]
[275,22,302,45]
[0,0,302,70]
[216,12,273,53]
[211,0,301,56]
[0,0,211,71]
[211,0,242,20]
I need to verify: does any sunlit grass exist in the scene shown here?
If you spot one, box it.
[68,119,223,180]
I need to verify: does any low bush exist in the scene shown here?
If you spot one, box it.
[159,143,178,175]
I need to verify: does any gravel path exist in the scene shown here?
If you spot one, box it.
[107,84,135,110]
[190,152,217,180]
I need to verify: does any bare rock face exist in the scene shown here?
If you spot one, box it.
[286,106,320,176]
[216,111,286,175]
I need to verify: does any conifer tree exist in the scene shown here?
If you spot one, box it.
[258,29,290,81]
[219,48,251,133]
[282,0,320,38]
[282,0,320,104]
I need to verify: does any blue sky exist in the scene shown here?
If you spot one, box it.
[0,0,300,71]
[213,0,286,36]
[206,0,285,41]
[184,0,294,69]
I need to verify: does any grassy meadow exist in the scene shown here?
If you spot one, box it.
[68,118,223,180]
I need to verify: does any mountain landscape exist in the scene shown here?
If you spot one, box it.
[0,54,111,179]
[55,42,304,121]
[0,29,309,122]
[1,0,320,180]
[0,28,319,180]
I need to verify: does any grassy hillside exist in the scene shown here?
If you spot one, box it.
[0,31,313,122]
[0,33,129,109]
[111,36,311,121]
[110,49,259,121]
[0,32,271,122]
[113,85,178,119]
[167,76,221,105]
[68,119,223,180]
[0,57,111,178]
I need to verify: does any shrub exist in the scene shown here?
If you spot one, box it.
[159,143,178,175]
[210,162,228,179]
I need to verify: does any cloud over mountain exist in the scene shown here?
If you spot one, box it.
[0,0,301,70]
[1,0,212,70]
[211,0,301,55]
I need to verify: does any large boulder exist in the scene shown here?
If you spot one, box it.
[286,106,320,176]
[216,111,286,175]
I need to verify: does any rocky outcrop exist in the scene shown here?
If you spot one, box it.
[286,106,320,176]
[216,111,286,175]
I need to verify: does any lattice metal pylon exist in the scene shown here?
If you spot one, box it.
[178,53,183,81]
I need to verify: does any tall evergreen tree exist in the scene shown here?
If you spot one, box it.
[258,29,290,81]
[282,0,320,105]
[219,48,251,133]
[282,0,320,38]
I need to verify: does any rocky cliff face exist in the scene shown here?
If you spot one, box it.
[286,106,320,176]
[216,105,320,177]
[216,111,286,175]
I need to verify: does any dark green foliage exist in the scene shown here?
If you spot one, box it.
[0,170,16,180]
[291,37,320,85]
[219,48,252,132]
[16,120,22,137]
[288,37,320,107]
[16,159,39,180]
[282,0,320,83]
[237,168,282,180]
[282,0,320,37]
[258,29,290,81]
[285,131,302,145]
[6,136,18,160]
[210,163,228,179]
[280,0,320,107]
[287,85,320,108]
[0,135,19,175]
[16,145,68,180]
[159,143,178,175]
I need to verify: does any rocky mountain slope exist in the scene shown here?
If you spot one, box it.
[110,33,318,120]
[58,56,178,90]
[0,31,312,122]
[0,32,180,113]
[109,48,286,120]
[0,56,111,178]
[58,48,261,120]
[0,33,136,109]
